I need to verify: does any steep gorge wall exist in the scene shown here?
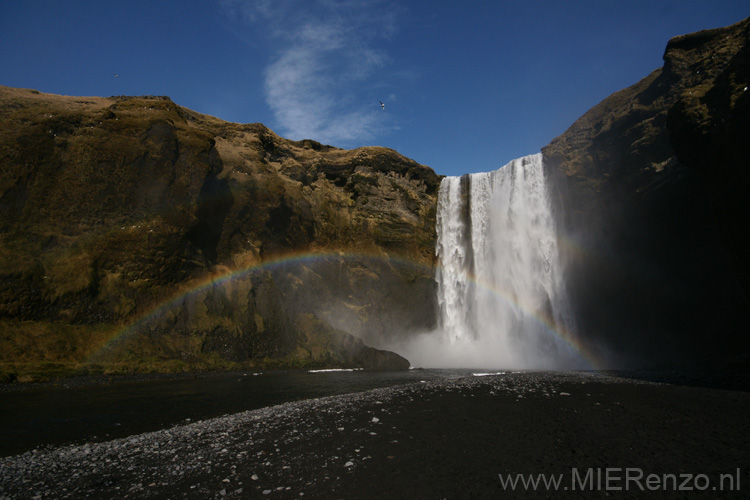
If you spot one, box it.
[0,87,438,378]
[3,18,748,378]
[542,17,750,370]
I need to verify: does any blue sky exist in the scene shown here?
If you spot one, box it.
[1,1,747,177]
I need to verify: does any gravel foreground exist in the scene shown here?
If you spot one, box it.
[2,372,748,499]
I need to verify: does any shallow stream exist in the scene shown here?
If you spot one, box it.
[0,368,476,456]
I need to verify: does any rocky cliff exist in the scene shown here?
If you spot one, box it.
[543,17,750,370]
[3,18,748,379]
[0,86,438,380]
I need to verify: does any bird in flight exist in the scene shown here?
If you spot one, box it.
[379,101,385,111]
[114,74,119,78]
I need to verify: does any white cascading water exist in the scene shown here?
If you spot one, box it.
[400,153,584,369]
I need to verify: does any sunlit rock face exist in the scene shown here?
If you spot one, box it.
[542,17,750,370]
[0,86,439,376]
[2,18,749,378]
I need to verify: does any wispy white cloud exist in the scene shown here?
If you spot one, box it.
[222,0,398,145]
[220,0,274,24]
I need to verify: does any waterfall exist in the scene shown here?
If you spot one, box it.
[404,153,583,369]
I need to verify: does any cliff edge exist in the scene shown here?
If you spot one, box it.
[542,17,750,369]
[0,87,438,380]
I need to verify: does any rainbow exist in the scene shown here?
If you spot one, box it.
[87,248,604,370]
[86,249,432,361]
[453,266,603,370]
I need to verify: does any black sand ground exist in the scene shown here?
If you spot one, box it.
[1,372,748,499]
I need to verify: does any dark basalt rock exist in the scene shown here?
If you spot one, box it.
[354,346,410,371]
[542,17,750,370]
[2,18,747,378]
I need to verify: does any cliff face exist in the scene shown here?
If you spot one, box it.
[3,19,748,378]
[542,17,750,369]
[0,86,438,379]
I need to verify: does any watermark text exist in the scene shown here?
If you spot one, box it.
[498,468,742,492]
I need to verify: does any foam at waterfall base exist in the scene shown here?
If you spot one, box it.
[392,153,587,370]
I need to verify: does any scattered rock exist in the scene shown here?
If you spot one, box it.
[1,371,742,499]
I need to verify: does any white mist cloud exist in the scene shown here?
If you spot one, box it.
[222,0,397,145]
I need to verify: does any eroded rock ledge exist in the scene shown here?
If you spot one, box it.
[0,86,440,379]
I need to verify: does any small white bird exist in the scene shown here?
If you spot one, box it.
[379,100,385,111]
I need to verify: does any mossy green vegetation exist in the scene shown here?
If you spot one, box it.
[0,85,439,382]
